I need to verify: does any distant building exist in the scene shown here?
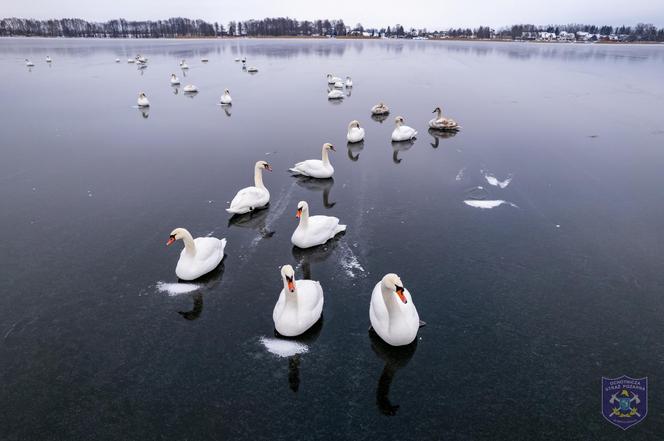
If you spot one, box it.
[576,31,591,41]
[521,31,537,40]
[558,31,575,42]
[538,31,556,41]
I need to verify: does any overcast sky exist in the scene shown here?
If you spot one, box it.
[4,0,663,28]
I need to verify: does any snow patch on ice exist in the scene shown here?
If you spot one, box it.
[338,242,366,278]
[484,173,513,189]
[463,200,517,209]
[156,281,200,296]
[260,336,309,358]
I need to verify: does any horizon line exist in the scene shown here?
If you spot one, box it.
[2,16,662,30]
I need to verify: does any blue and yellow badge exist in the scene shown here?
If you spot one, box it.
[601,376,647,430]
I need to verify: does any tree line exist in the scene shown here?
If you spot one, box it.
[0,17,348,38]
[1,16,663,41]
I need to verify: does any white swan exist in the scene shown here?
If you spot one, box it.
[247,66,258,73]
[290,143,335,179]
[166,228,226,281]
[45,56,52,63]
[226,161,272,214]
[273,265,324,337]
[333,81,344,89]
[429,106,460,131]
[371,102,389,115]
[115,58,120,63]
[220,89,232,105]
[345,76,353,87]
[391,116,417,141]
[183,84,198,93]
[327,73,342,84]
[291,201,346,249]
[370,273,420,346]
[170,74,180,85]
[25,59,34,67]
[234,58,240,62]
[201,58,209,62]
[180,59,189,69]
[347,120,365,143]
[137,92,150,107]
[127,59,135,63]
[328,89,344,100]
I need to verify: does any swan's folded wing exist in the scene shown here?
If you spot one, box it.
[299,280,324,313]
[194,237,225,264]
[230,186,264,208]
[292,159,324,175]
[309,215,341,241]
[289,161,308,174]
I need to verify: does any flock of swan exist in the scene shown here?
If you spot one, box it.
[27,53,461,348]
[160,70,460,346]
[127,55,255,108]
[149,60,460,347]
[327,73,353,100]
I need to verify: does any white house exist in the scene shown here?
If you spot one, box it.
[558,31,575,42]
[576,31,591,41]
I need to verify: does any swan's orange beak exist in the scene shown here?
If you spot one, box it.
[287,277,295,292]
[296,208,302,218]
[396,286,407,304]
[166,236,176,246]
[265,164,272,172]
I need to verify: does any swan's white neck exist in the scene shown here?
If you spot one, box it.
[395,120,403,128]
[321,146,331,166]
[181,230,197,256]
[381,284,403,317]
[436,108,442,119]
[298,209,309,228]
[254,166,265,189]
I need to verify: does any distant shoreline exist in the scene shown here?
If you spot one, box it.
[1,35,662,44]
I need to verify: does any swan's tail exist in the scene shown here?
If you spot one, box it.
[218,238,227,258]
[288,167,302,175]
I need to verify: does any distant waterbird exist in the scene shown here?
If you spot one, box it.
[220,89,232,105]
[429,106,460,131]
[391,116,417,141]
[137,92,150,107]
[328,89,344,100]
[327,73,342,84]
[371,102,389,115]
[347,120,365,143]
[290,143,336,179]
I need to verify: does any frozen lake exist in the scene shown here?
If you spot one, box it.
[1,37,664,440]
